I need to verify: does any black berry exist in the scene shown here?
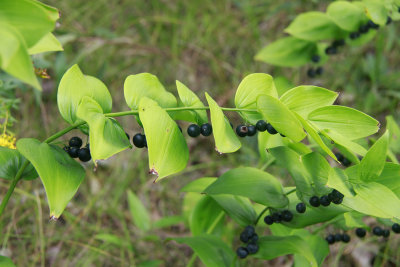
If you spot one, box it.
[320,195,331,207]
[78,147,91,162]
[247,243,259,254]
[68,147,79,158]
[325,46,337,55]
[335,153,344,162]
[373,226,383,236]
[367,20,379,29]
[342,158,351,167]
[332,198,343,205]
[311,54,320,63]
[244,225,255,237]
[331,189,344,200]
[236,247,248,259]
[359,24,369,33]
[249,233,258,243]
[132,133,146,148]
[356,228,366,238]
[383,229,390,238]
[325,234,335,244]
[315,67,324,76]
[247,125,257,136]
[271,212,282,223]
[307,68,316,78]
[392,223,400,233]
[350,32,360,39]
[309,196,320,207]
[282,210,293,222]
[264,215,273,225]
[240,232,250,243]
[334,233,342,242]
[341,234,350,243]
[200,123,212,136]
[236,125,248,137]
[69,137,82,148]
[256,120,268,132]
[266,123,278,135]
[296,203,306,213]
[187,124,201,137]
[333,39,345,47]
[386,16,392,25]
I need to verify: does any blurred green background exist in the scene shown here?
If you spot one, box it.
[1,0,400,266]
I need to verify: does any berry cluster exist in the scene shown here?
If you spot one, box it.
[187,123,212,138]
[335,153,351,167]
[235,120,283,138]
[236,225,259,259]
[309,189,344,207]
[325,233,351,245]
[263,210,293,225]
[373,226,391,237]
[64,137,91,162]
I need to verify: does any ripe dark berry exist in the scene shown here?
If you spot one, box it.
[325,46,337,55]
[332,189,344,200]
[68,147,79,158]
[392,223,400,233]
[341,234,350,243]
[332,198,343,205]
[78,147,91,162]
[356,228,366,238]
[236,125,248,137]
[256,120,268,132]
[311,54,320,63]
[383,229,390,238]
[335,153,344,162]
[342,158,351,167]
[325,234,335,244]
[271,212,282,223]
[240,232,250,243]
[373,226,383,236]
[200,123,212,136]
[296,203,306,213]
[246,243,259,254]
[132,133,146,148]
[359,24,369,33]
[187,124,201,137]
[367,20,379,29]
[350,32,360,39]
[249,233,258,243]
[236,247,248,259]
[320,195,331,207]
[282,210,293,222]
[244,225,255,237]
[69,137,82,148]
[334,233,342,242]
[264,215,273,225]
[386,16,392,25]
[247,125,257,136]
[332,39,345,47]
[315,67,324,76]
[307,68,316,78]
[266,123,278,135]
[309,196,320,207]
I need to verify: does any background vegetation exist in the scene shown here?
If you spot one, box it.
[1,0,400,266]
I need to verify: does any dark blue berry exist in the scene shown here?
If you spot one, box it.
[334,233,342,242]
[247,243,259,254]
[236,247,248,258]
[68,147,79,158]
[392,223,400,233]
[271,212,282,223]
[264,215,273,225]
[282,210,293,222]
[266,123,278,135]
[342,158,351,167]
[309,196,320,207]
[386,17,392,25]
[325,234,335,244]
[247,125,257,136]
[315,67,324,76]
[78,147,91,162]
[256,120,268,132]
[240,232,250,243]
[187,124,201,137]
[200,123,212,136]
[367,20,379,29]
[311,54,320,63]
[383,229,390,238]
[249,233,258,243]
[133,133,146,148]
[69,136,82,148]
[320,195,331,207]
[359,24,370,33]
[307,68,316,78]
[335,153,344,162]
[333,39,345,47]
[356,228,366,237]
[236,125,248,137]
[350,32,360,39]
[341,233,350,243]
[244,225,255,237]
[373,226,383,236]
[325,46,337,55]
[296,203,306,213]
[332,197,343,205]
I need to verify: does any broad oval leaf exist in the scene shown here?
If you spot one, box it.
[285,12,344,42]
[76,96,131,163]
[204,167,288,208]
[362,0,388,25]
[57,64,112,124]
[189,196,224,236]
[376,163,400,197]
[234,73,278,123]
[255,37,317,67]
[280,86,338,117]
[0,256,16,267]
[293,233,330,267]
[308,105,380,140]
[257,95,306,142]
[180,177,217,193]
[324,131,368,156]
[327,168,354,197]
[0,146,37,180]
[124,73,176,111]
[171,235,236,267]
[17,138,85,218]
[127,190,151,232]
[327,1,365,31]
[28,33,63,55]
[139,97,189,181]
[302,152,331,195]
[205,93,241,154]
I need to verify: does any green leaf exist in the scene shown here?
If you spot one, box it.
[362,0,388,25]
[124,73,176,111]
[127,190,151,232]
[293,234,330,267]
[257,95,306,142]
[57,64,112,124]
[0,22,40,89]
[280,86,338,117]
[0,256,16,267]
[308,105,380,140]
[180,177,217,193]
[358,131,388,182]
[171,235,236,267]
[386,116,400,154]
[204,167,288,208]
[16,138,85,218]
[376,163,400,197]
[0,0,56,47]
[173,80,208,125]
[234,73,278,123]
[211,194,257,227]
[255,235,318,267]
[189,196,224,236]
[0,146,38,180]
[76,96,131,163]
[28,33,63,55]
[255,37,317,67]
[327,1,366,31]
[138,97,189,181]
[205,93,241,153]
[153,216,184,229]
[302,152,331,195]
[327,168,354,197]
[285,12,344,42]
[95,233,133,249]
[324,131,368,156]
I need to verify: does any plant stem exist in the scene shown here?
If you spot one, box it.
[44,121,86,144]
[254,206,269,225]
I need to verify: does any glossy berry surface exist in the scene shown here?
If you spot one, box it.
[247,243,259,254]
[356,228,366,238]
[320,195,331,207]
[266,123,278,135]
[341,234,350,243]
[68,147,79,158]
[325,234,335,244]
[240,232,250,243]
[236,247,248,259]
[392,223,400,233]
[200,123,212,136]
[187,124,201,137]
[256,120,268,132]
[236,125,248,137]
[334,233,342,242]
[332,198,343,205]
[296,203,306,213]
[133,133,146,148]
[383,229,390,238]
[311,54,320,63]
[264,215,273,225]
[373,226,383,236]
[282,210,293,222]
[244,225,255,237]
[247,125,257,136]
[307,68,316,78]
[69,137,82,148]
[249,233,258,243]
[78,148,91,162]
[309,196,320,207]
